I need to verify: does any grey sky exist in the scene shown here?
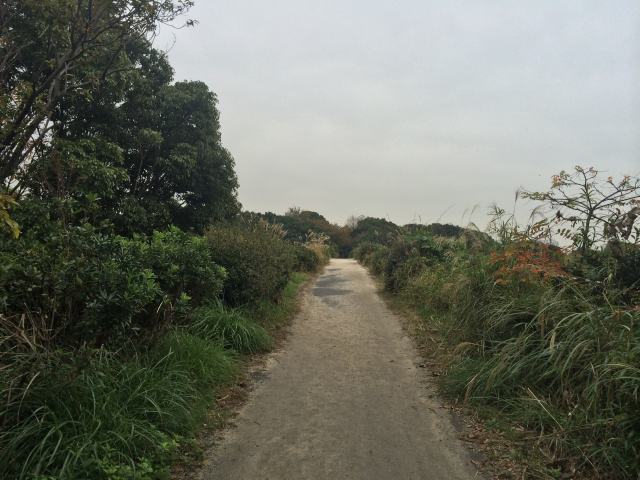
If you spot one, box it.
[157,1,640,227]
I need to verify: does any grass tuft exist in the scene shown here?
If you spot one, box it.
[0,332,237,480]
[190,302,272,354]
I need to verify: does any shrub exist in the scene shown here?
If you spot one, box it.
[293,244,322,272]
[366,245,390,275]
[189,303,272,353]
[248,272,310,329]
[351,242,377,263]
[0,223,225,346]
[134,227,226,305]
[383,239,424,292]
[302,233,331,269]
[205,219,297,305]
[0,224,162,345]
[402,264,457,312]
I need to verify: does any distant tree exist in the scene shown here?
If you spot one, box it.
[346,215,365,230]
[351,217,400,246]
[251,208,355,257]
[425,223,464,238]
[285,206,302,217]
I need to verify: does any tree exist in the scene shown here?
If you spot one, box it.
[4,3,239,235]
[523,166,640,255]
[0,0,193,187]
[345,214,364,230]
[351,217,400,246]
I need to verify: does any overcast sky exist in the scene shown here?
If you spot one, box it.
[157,1,640,227]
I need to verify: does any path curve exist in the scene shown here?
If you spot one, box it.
[201,259,481,480]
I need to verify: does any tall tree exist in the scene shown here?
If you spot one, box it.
[0,0,192,187]
[3,1,240,234]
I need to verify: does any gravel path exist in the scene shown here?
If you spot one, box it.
[201,259,481,480]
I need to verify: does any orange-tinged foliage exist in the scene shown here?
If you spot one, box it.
[489,242,568,286]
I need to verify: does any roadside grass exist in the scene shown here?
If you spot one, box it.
[0,332,237,480]
[373,264,639,480]
[380,290,565,479]
[189,302,273,354]
[171,271,314,478]
[0,272,313,480]
[247,272,310,330]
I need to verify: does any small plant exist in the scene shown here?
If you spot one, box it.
[189,303,272,353]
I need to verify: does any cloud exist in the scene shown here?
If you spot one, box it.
[157,0,640,226]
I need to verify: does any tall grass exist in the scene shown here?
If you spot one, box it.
[0,332,237,480]
[190,302,272,353]
[454,289,640,477]
[248,272,310,329]
[0,271,311,479]
[359,234,640,479]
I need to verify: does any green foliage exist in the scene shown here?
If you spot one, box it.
[0,224,161,345]
[26,138,128,203]
[0,332,236,480]
[351,216,399,246]
[111,80,240,233]
[190,303,272,354]
[353,242,390,275]
[292,244,322,272]
[358,213,640,478]
[1,0,193,185]
[253,208,352,257]
[205,219,299,306]
[0,193,20,238]
[247,272,310,330]
[0,256,311,479]
[424,223,464,238]
[0,223,225,346]
[3,1,238,236]
[136,228,226,306]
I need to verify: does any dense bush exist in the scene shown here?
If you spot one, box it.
[205,220,299,305]
[292,244,325,273]
[0,237,311,479]
[0,224,160,346]
[352,241,377,263]
[0,223,225,346]
[135,228,227,306]
[255,209,353,257]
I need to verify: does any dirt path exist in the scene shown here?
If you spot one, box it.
[201,259,482,479]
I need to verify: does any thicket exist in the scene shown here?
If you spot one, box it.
[355,167,640,479]
[0,2,330,478]
[254,208,353,257]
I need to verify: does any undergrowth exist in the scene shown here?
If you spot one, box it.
[0,272,313,479]
[0,332,236,480]
[356,227,640,479]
